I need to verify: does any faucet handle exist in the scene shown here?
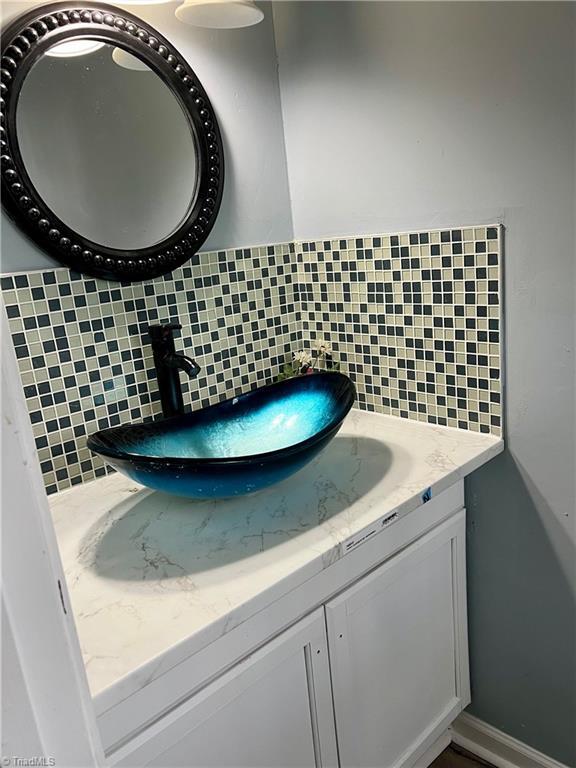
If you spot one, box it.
[148,323,182,340]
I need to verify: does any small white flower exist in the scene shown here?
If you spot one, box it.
[293,350,313,366]
[315,339,332,357]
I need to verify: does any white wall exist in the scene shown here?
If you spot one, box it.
[1,601,43,756]
[273,2,575,764]
[0,1,293,272]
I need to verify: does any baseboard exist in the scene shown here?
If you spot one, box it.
[450,713,570,768]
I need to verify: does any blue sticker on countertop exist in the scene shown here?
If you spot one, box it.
[422,487,432,503]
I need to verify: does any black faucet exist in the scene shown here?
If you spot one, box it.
[147,323,201,418]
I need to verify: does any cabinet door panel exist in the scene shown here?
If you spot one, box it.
[326,511,468,768]
[114,609,338,768]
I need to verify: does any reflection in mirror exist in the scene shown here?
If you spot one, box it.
[46,39,106,57]
[16,41,199,251]
[111,47,151,71]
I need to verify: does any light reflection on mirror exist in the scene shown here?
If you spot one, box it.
[111,47,150,71]
[45,39,149,72]
[46,39,106,58]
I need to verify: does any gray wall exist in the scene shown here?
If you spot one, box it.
[273,2,575,763]
[0,1,293,272]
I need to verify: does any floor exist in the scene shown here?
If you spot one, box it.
[430,745,495,768]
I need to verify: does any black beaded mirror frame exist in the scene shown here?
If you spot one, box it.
[0,2,224,282]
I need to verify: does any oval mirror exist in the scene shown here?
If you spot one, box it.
[1,3,224,281]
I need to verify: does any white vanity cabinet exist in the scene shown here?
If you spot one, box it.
[110,509,469,768]
[113,608,339,768]
[326,511,469,768]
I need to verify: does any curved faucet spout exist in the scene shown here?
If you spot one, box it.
[163,352,201,379]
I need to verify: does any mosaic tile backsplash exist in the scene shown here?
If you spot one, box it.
[296,225,503,436]
[2,243,300,494]
[2,225,502,494]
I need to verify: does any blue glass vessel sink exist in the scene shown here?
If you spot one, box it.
[87,371,356,499]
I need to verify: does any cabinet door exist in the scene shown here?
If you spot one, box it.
[326,511,469,768]
[113,608,338,768]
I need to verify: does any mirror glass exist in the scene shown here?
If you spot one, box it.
[16,41,199,251]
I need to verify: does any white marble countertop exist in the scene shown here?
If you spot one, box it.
[49,408,503,713]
